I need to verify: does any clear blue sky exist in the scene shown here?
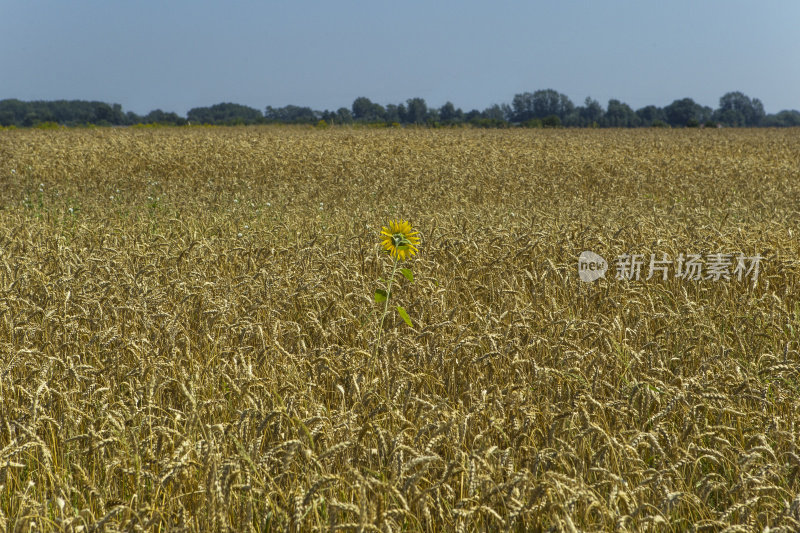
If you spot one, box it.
[2,1,798,115]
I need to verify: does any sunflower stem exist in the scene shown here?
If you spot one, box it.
[374,255,399,361]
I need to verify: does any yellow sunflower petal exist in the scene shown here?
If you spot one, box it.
[378,219,420,261]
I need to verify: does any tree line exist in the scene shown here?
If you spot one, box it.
[1,90,799,128]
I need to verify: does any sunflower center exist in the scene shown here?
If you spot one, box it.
[392,233,411,249]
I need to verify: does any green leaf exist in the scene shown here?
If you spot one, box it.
[374,289,388,303]
[396,306,413,327]
[399,268,414,282]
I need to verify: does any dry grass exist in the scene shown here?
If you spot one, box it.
[1,126,799,532]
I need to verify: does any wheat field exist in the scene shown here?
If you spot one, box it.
[1,126,799,531]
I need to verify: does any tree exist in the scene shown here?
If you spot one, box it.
[0,99,26,125]
[144,109,186,125]
[93,103,115,125]
[603,99,639,127]
[404,98,427,124]
[636,105,666,127]
[510,89,575,123]
[762,110,800,127]
[187,103,263,125]
[465,105,508,128]
[125,111,143,125]
[384,104,401,124]
[573,97,604,127]
[664,98,708,127]
[541,115,561,128]
[439,101,464,124]
[335,107,353,124]
[713,91,765,127]
[0,90,793,129]
[92,103,125,125]
[510,92,536,122]
[265,105,319,124]
[351,97,385,122]
[534,89,574,121]
[482,104,506,121]
[0,99,133,126]
[351,97,371,120]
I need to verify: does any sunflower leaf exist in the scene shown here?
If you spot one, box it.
[374,289,389,303]
[399,268,414,282]
[396,306,413,327]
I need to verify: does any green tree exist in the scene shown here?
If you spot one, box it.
[335,107,354,124]
[534,89,574,121]
[438,101,464,124]
[573,97,604,127]
[664,98,708,127]
[713,91,765,127]
[384,104,401,124]
[144,109,186,125]
[404,98,428,124]
[125,111,143,125]
[0,99,25,125]
[265,105,320,124]
[466,106,507,127]
[762,110,800,127]
[482,104,507,122]
[352,97,385,122]
[635,105,666,127]
[602,99,639,127]
[510,92,536,122]
[511,90,574,123]
[541,115,561,128]
[187,103,263,125]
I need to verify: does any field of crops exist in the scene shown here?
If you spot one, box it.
[1,126,799,531]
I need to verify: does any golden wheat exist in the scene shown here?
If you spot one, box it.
[0,126,798,531]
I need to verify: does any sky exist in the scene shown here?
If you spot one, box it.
[2,1,799,116]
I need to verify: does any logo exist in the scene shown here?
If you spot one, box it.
[578,251,608,282]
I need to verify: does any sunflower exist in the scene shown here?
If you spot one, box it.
[380,219,420,261]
